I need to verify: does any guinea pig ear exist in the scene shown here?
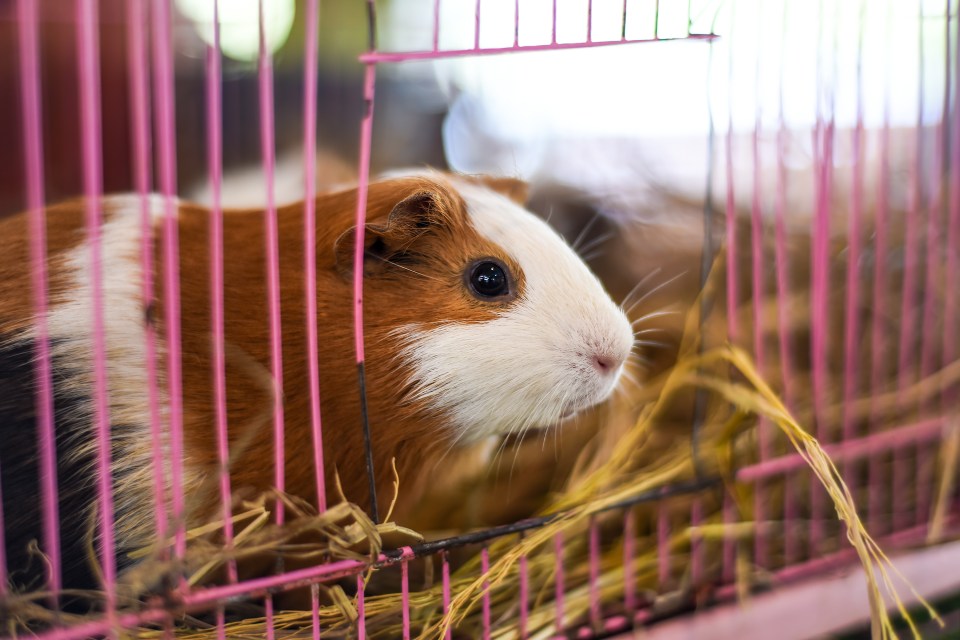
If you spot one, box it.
[333,188,453,279]
[385,189,451,230]
[333,224,393,279]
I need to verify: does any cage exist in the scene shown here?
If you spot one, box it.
[0,1,958,639]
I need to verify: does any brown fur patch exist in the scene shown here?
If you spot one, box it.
[170,174,524,528]
[0,198,91,335]
[0,175,533,558]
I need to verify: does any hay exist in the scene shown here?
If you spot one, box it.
[1,490,420,634]
[173,262,950,639]
[5,252,954,639]
[419,342,942,640]
[928,421,960,545]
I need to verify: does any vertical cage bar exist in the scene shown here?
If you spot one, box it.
[948,0,960,384]
[215,606,226,640]
[895,1,926,533]
[923,3,951,392]
[750,9,769,564]
[482,545,492,639]
[354,57,379,521]
[433,0,441,50]
[474,0,481,49]
[654,0,661,38]
[519,543,529,639]
[442,551,453,640]
[623,508,636,617]
[357,573,367,640]
[842,0,866,484]
[750,5,767,459]
[480,545,492,640]
[77,0,118,616]
[553,531,565,632]
[869,1,894,536]
[901,3,926,395]
[126,0,167,564]
[265,594,276,640]
[401,556,411,640]
[690,499,704,583]
[207,0,237,584]
[257,0,287,526]
[774,0,797,565]
[621,0,628,41]
[809,0,835,552]
[151,0,187,562]
[513,0,519,47]
[809,120,834,553]
[920,31,948,395]
[721,496,736,582]
[917,1,954,526]
[311,583,322,640]
[725,28,738,344]
[552,0,558,44]
[723,3,740,577]
[17,0,59,598]
[303,0,327,512]
[657,499,670,585]
[588,516,601,630]
[0,461,6,593]
[587,0,594,42]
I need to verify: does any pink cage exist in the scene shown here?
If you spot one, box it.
[0,0,959,639]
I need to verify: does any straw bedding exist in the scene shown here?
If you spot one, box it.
[4,209,957,638]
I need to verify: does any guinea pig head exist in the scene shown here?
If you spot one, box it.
[339,173,635,459]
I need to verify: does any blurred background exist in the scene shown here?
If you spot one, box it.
[1,0,952,392]
[0,0,950,222]
[0,2,958,636]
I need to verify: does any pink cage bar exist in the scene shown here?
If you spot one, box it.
[0,1,959,639]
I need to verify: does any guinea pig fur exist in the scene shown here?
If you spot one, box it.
[0,170,634,592]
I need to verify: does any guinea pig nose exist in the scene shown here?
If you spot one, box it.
[592,353,622,375]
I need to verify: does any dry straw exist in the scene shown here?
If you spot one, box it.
[161,258,948,639]
[422,342,942,640]
[3,258,952,639]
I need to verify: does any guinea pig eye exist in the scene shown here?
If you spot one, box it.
[467,260,510,299]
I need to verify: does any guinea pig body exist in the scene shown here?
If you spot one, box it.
[0,172,633,593]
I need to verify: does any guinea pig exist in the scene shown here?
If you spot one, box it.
[0,170,634,594]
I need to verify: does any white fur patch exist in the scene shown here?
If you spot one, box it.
[399,175,635,443]
[25,194,184,551]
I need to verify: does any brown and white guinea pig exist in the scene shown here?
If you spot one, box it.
[0,170,634,593]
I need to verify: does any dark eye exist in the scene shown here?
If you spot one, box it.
[467,260,510,299]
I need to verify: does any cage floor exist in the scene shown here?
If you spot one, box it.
[608,539,960,640]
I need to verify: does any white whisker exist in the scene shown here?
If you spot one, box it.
[619,268,663,310]
[634,327,667,336]
[576,232,614,260]
[570,211,603,253]
[367,253,442,282]
[625,271,688,316]
[634,339,671,350]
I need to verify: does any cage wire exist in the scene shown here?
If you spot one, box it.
[0,0,958,639]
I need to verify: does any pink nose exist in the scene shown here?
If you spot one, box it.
[592,354,621,374]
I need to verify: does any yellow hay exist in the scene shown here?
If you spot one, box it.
[429,343,943,640]
[5,253,954,639]
[928,420,960,545]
